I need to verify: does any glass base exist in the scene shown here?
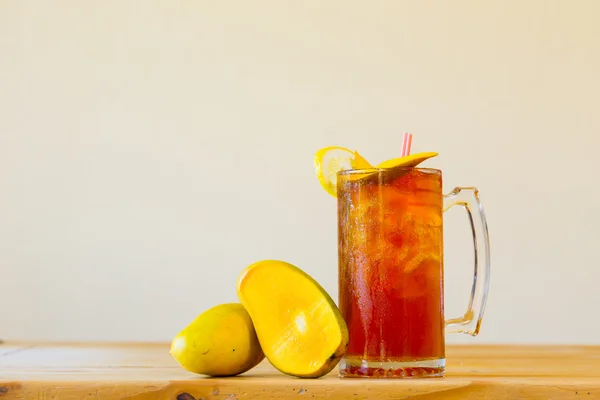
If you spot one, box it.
[339,357,445,378]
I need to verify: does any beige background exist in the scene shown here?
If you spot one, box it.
[1,1,599,344]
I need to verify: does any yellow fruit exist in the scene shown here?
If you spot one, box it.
[314,148,438,197]
[314,146,373,197]
[376,151,438,168]
[170,303,265,376]
[237,260,348,378]
[353,152,441,183]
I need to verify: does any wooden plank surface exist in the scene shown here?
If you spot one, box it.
[1,342,600,399]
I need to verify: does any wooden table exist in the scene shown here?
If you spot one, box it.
[1,342,599,399]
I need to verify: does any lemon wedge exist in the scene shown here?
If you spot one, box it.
[314,146,373,197]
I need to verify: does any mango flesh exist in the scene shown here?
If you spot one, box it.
[237,260,348,378]
[375,151,438,169]
[170,303,265,376]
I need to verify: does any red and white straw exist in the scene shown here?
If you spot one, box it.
[401,132,413,156]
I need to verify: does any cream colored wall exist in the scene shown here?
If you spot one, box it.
[1,1,599,343]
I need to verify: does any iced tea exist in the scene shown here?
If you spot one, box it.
[337,167,445,378]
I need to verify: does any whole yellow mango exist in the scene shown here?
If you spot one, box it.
[170,303,265,376]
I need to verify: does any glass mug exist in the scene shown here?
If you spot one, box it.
[337,167,490,378]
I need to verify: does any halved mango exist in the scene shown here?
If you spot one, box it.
[236,260,348,378]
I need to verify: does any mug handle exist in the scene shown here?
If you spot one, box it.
[443,187,491,335]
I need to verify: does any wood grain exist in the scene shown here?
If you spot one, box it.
[1,342,599,399]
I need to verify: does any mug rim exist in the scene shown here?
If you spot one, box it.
[337,167,441,176]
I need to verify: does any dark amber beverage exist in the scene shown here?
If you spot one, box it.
[337,167,445,378]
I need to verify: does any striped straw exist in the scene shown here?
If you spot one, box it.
[401,132,413,156]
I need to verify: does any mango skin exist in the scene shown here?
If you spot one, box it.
[170,303,265,377]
